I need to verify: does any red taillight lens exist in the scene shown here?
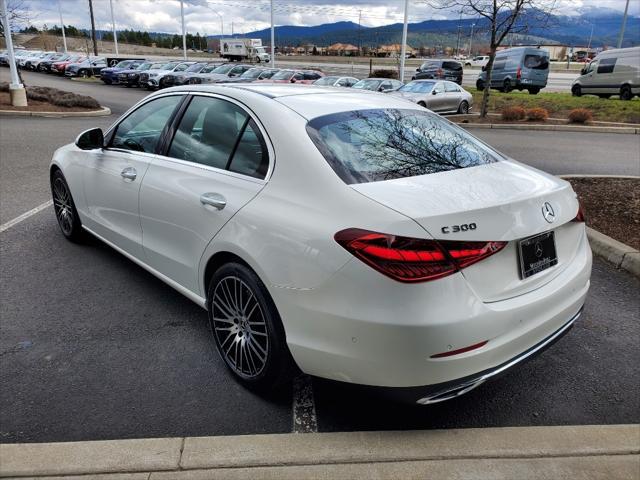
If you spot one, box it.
[572,202,586,222]
[335,229,507,283]
[437,68,444,76]
[517,66,522,79]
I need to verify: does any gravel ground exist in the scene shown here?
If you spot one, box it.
[567,177,640,249]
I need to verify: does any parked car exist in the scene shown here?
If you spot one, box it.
[1,48,32,67]
[188,63,253,84]
[51,55,86,75]
[312,76,359,87]
[161,62,219,87]
[117,61,158,87]
[351,78,403,92]
[30,52,66,71]
[65,57,107,78]
[37,53,72,72]
[100,59,145,85]
[476,47,550,94]
[222,67,280,83]
[18,51,46,68]
[571,47,640,100]
[139,61,195,90]
[50,83,590,403]
[413,60,463,85]
[389,80,473,114]
[465,56,490,67]
[257,69,324,84]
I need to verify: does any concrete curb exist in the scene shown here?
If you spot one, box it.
[1,425,638,479]
[0,106,111,117]
[587,227,640,278]
[458,123,639,134]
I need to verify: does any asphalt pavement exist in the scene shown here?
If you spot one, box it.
[0,67,639,443]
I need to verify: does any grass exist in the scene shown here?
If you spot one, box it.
[471,90,640,124]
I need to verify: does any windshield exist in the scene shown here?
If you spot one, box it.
[314,76,340,85]
[212,64,235,74]
[271,70,295,80]
[307,109,500,184]
[258,69,278,79]
[399,81,435,93]
[136,62,152,70]
[420,61,440,69]
[352,79,381,90]
[160,62,179,70]
[240,68,264,79]
[115,60,133,68]
[200,64,219,73]
[186,63,206,72]
[174,63,191,72]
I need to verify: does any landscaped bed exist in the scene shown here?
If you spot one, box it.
[468,91,640,124]
[566,177,640,250]
[0,82,102,112]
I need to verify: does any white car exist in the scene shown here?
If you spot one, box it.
[50,84,591,404]
[138,61,195,90]
[466,55,490,67]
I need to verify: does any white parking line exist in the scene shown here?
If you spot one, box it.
[292,374,318,433]
[0,200,53,233]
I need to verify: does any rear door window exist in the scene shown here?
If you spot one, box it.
[445,82,460,92]
[597,57,617,74]
[524,54,549,70]
[306,109,501,184]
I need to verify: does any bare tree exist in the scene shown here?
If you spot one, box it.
[429,0,556,117]
[0,0,30,36]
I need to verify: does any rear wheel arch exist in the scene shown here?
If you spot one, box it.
[204,251,254,300]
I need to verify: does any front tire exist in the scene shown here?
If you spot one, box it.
[503,79,512,93]
[79,69,89,78]
[207,262,295,392]
[458,100,469,114]
[51,170,84,242]
[620,85,632,101]
[572,84,582,97]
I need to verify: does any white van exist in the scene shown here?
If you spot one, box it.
[571,47,639,100]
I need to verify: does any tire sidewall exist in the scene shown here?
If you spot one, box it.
[51,170,84,241]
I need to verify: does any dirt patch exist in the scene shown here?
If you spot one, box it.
[0,83,101,112]
[453,115,566,126]
[567,177,640,250]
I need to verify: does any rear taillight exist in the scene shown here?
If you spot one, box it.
[335,228,506,283]
[437,68,444,76]
[516,66,522,79]
[572,202,586,222]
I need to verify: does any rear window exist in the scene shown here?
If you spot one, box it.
[306,109,501,184]
[443,61,462,71]
[524,54,549,70]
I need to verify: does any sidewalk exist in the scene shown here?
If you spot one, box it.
[1,425,638,479]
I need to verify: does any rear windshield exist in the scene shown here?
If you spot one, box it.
[306,109,501,184]
[524,54,549,70]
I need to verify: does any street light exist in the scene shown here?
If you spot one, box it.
[468,23,475,57]
[57,0,67,53]
[270,0,274,67]
[180,0,187,60]
[109,0,118,55]
[0,0,27,106]
[399,0,409,83]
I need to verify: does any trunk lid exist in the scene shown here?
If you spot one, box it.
[351,161,583,302]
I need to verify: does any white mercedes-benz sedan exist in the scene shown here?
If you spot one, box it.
[50,84,591,404]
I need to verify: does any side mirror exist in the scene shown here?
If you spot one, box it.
[432,90,438,95]
[75,128,104,150]
[416,68,420,72]
[481,65,487,72]
[290,78,296,83]
[580,67,587,75]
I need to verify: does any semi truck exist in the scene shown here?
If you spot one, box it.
[221,39,270,63]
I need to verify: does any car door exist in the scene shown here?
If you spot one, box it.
[139,94,270,295]
[444,81,461,111]
[81,94,185,259]
[427,82,447,111]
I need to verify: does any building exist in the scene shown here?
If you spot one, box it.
[327,43,359,56]
[376,44,417,58]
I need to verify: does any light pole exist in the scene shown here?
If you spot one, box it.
[617,0,629,48]
[57,0,67,53]
[270,0,274,67]
[399,0,409,83]
[468,23,475,56]
[587,23,594,49]
[0,0,27,106]
[180,0,187,60]
[109,0,118,55]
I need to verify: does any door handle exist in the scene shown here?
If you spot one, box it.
[120,167,137,181]
[200,192,226,210]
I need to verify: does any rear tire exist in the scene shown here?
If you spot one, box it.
[207,262,295,392]
[597,94,611,99]
[79,69,89,78]
[528,87,540,95]
[417,101,427,108]
[503,79,512,93]
[572,84,582,97]
[476,79,485,91]
[103,79,112,85]
[457,100,469,114]
[620,85,632,101]
[51,170,84,242]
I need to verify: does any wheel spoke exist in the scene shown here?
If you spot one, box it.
[214,293,236,319]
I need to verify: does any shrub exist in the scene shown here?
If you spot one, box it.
[370,69,398,79]
[568,108,593,124]
[0,82,9,93]
[501,106,526,121]
[526,107,549,121]
[24,86,101,109]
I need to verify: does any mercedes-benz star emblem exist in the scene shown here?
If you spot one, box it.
[535,242,544,258]
[542,202,555,223]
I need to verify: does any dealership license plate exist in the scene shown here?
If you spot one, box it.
[519,231,558,279]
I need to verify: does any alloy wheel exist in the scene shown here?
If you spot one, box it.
[212,275,269,378]
[52,177,74,236]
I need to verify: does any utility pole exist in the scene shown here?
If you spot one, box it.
[357,10,362,57]
[57,0,67,53]
[617,0,629,49]
[468,23,475,56]
[0,0,27,106]
[399,0,409,82]
[180,0,187,60]
[587,23,594,49]
[88,0,98,56]
[455,10,461,57]
[270,0,275,67]
[109,0,118,55]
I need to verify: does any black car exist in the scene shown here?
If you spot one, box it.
[412,60,463,85]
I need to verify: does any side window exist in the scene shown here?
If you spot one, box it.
[597,57,616,74]
[168,95,268,179]
[111,95,182,153]
[493,58,507,70]
[433,82,445,94]
[228,120,269,179]
[381,81,392,90]
[304,72,320,81]
[445,82,459,92]
[293,72,304,81]
[336,78,347,86]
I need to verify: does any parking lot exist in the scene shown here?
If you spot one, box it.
[1,68,639,444]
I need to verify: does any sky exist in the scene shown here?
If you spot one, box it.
[15,0,640,36]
